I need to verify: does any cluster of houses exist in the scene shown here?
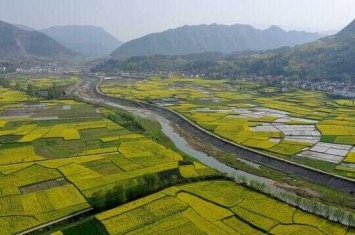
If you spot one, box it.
[98,70,355,99]
[10,65,355,99]
[279,79,355,98]
[243,76,355,98]
[16,67,61,74]
[331,87,355,98]
[0,61,13,73]
[15,66,81,75]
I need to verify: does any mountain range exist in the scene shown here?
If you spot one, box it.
[95,19,355,81]
[2,18,352,81]
[110,24,323,59]
[276,19,355,80]
[41,25,122,58]
[14,24,36,31]
[0,20,80,59]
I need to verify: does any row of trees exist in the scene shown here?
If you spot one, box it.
[89,165,225,213]
[0,76,63,99]
[0,62,15,74]
[108,112,145,133]
[0,77,10,88]
[23,83,63,99]
[235,175,355,227]
[92,43,355,82]
[89,173,177,211]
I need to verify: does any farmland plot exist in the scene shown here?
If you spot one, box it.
[101,77,355,177]
[0,86,217,233]
[95,180,352,235]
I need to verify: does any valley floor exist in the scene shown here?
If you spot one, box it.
[0,74,354,234]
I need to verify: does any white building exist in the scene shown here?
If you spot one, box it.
[333,88,355,98]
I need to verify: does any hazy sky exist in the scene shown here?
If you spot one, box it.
[0,0,354,41]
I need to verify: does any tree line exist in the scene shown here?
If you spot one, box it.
[92,43,355,82]
[89,173,179,211]
[107,112,145,133]
[0,76,63,99]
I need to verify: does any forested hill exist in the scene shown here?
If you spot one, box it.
[110,23,323,59]
[0,20,80,59]
[94,20,355,82]
[41,25,122,58]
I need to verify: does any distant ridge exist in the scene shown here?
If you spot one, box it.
[41,25,123,58]
[95,19,355,81]
[0,20,81,59]
[337,19,355,36]
[110,23,324,59]
[14,24,36,31]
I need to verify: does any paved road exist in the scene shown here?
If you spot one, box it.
[79,76,355,195]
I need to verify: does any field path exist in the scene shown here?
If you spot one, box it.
[77,75,355,194]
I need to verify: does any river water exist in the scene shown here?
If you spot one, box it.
[77,79,354,226]
[103,100,286,193]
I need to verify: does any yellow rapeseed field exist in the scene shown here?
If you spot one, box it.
[96,181,350,235]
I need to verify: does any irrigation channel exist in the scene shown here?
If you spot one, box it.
[91,76,355,194]
[75,77,289,193]
[63,75,355,229]
[19,76,354,234]
[114,99,278,184]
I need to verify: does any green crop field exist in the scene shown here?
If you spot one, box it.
[1,3,355,235]
[0,78,353,234]
[5,74,78,90]
[0,84,219,234]
[101,76,355,178]
[55,180,352,235]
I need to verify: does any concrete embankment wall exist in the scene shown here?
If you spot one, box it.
[93,79,355,194]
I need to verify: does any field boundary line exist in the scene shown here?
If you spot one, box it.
[17,208,93,235]
[92,76,355,194]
